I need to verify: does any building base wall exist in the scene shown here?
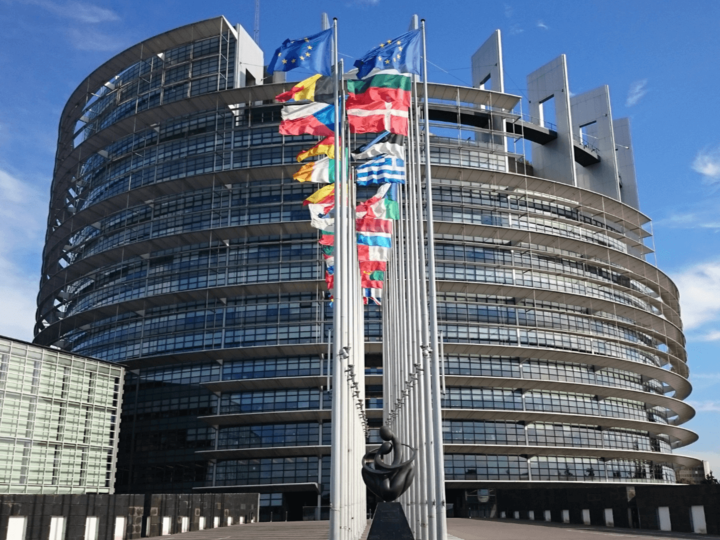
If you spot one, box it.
[459,484,720,534]
[0,493,259,540]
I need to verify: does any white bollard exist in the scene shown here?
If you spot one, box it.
[690,506,707,534]
[604,508,614,527]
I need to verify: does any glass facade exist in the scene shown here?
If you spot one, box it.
[0,337,123,494]
[38,16,698,512]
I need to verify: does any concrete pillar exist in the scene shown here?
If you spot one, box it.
[657,507,671,531]
[604,508,614,527]
[613,118,640,210]
[527,55,577,186]
[690,506,707,534]
[471,30,504,92]
[571,86,621,199]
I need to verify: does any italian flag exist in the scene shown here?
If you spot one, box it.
[347,71,411,135]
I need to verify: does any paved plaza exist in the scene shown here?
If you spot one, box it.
[163,518,713,540]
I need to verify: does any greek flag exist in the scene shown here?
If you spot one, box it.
[356,155,406,186]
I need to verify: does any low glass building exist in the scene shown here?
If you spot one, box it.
[0,336,123,494]
[34,16,701,517]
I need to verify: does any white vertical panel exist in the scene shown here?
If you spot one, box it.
[604,508,614,527]
[657,507,671,532]
[562,510,570,523]
[6,517,27,540]
[49,517,66,540]
[544,510,551,522]
[161,517,171,536]
[113,517,126,540]
[180,517,189,533]
[582,509,591,525]
[213,517,219,528]
[528,511,535,520]
[691,506,707,534]
[198,517,206,531]
[84,517,99,540]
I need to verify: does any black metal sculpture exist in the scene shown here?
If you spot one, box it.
[362,425,416,502]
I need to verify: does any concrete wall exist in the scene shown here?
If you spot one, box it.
[234,23,264,88]
[570,86,621,200]
[471,30,504,92]
[526,55,577,186]
[613,118,640,210]
[483,484,720,534]
[0,493,259,540]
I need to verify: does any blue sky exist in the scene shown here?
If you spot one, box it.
[1,0,719,471]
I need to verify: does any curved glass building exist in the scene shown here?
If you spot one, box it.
[36,17,701,519]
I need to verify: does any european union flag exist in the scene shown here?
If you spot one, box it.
[354,29,422,80]
[267,28,333,76]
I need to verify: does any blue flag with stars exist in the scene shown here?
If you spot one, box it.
[267,28,333,76]
[354,29,422,80]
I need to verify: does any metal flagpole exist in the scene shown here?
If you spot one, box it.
[329,18,343,540]
[411,76,437,540]
[420,19,448,540]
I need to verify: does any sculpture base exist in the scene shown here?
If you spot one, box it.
[367,502,414,540]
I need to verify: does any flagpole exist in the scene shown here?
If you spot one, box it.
[412,78,437,540]
[420,19,447,540]
[329,17,343,540]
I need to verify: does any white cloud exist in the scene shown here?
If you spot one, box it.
[672,260,720,331]
[22,0,119,23]
[504,3,514,18]
[690,373,720,389]
[66,27,124,52]
[692,146,720,182]
[509,24,523,36]
[689,400,720,412]
[658,210,720,230]
[537,20,549,30]
[698,330,720,341]
[0,169,47,342]
[625,79,648,107]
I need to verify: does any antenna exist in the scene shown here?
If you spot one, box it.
[253,0,260,44]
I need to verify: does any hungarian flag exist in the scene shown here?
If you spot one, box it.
[276,74,334,103]
[319,230,335,246]
[293,157,335,183]
[280,102,335,137]
[297,136,335,162]
[360,261,386,289]
[356,184,399,220]
[304,183,335,206]
[347,71,411,135]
